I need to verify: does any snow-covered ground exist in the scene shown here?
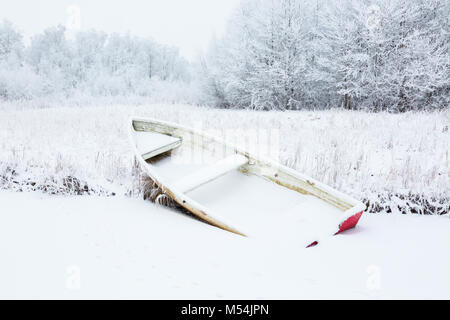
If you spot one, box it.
[1,191,449,299]
[1,103,448,215]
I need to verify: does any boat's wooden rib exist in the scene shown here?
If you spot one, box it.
[141,138,182,161]
[129,117,366,244]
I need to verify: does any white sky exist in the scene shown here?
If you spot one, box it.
[0,0,240,60]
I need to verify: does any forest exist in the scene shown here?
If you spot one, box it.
[0,0,448,112]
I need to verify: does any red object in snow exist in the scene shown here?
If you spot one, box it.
[336,211,364,235]
[306,241,319,248]
[306,211,364,248]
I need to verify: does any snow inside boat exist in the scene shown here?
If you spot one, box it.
[129,117,365,246]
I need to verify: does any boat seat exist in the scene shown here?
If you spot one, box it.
[174,154,248,193]
[134,131,182,160]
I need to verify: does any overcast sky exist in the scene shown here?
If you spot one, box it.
[0,0,240,60]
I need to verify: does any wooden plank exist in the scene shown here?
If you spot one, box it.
[174,154,248,193]
[142,139,182,160]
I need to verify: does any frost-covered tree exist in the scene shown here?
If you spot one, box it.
[204,0,449,111]
[27,25,73,95]
[203,0,316,110]
[392,0,449,111]
[0,20,23,65]
[0,20,45,100]
[72,30,107,85]
[0,23,192,101]
[317,0,384,110]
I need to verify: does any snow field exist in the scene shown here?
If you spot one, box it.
[1,192,449,299]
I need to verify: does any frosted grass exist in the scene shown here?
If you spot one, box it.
[0,103,448,214]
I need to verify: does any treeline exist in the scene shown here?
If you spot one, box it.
[0,21,191,100]
[201,0,449,111]
[0,0,449,111]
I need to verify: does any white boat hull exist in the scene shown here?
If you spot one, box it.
[129,117,365,245]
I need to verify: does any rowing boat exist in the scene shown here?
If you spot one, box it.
[129,117,365,246]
